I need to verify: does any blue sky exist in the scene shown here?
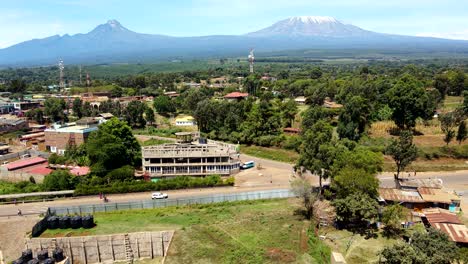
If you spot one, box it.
[1,0,468,48]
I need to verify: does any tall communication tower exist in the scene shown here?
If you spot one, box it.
[58,59,65,91]
[248,49,255,73]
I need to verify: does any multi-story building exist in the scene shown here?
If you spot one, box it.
[142,139,240,178]
[44,118,99,154]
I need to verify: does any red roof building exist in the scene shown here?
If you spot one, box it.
[224,92,249,100]
[4,157,47,171]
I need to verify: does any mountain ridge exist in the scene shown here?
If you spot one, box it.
[1,17,468,67]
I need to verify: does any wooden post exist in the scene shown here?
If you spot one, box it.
[68,240,73,264]
[109,236,114,261]
[96,240,101,263]
[149,234,153,259]
[81,239,87,264]
[161,235,165,257]
[136,238,140,259]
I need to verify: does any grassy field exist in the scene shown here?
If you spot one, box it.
[320,228,397,264]
[441,96,463,112]
[240,145,299,164]
[42,199,330,263]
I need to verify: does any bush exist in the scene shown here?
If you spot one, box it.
[43,170,78,191]
[105,165,135,183]
[48,153,68,165]
[74,175,235,196]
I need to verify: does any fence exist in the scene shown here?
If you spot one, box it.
[31,208,51,237]
[26,231,173,264]
[49,189,294,215]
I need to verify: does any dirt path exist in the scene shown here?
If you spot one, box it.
[0,216,39,262]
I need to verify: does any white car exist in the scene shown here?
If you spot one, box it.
[151,192,168,199]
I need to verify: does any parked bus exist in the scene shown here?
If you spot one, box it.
[241,161,255,169]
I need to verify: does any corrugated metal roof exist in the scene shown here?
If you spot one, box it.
[378,188,424,203]
[4,157,47,171]
[418,187,460,204]
[423,209,462,225]
[433,223,468,243]
[398,178,443,189]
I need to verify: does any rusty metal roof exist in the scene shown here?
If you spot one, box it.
[423,208,462,225]
[432,223,468,243]
[418,187,460,204]
[398,178,443,189]
[378,188,424,203]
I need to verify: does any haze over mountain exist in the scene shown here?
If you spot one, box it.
[1,16,467,67]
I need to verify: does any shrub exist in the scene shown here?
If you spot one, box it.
[43,170,78,191]
[74,175,235,196]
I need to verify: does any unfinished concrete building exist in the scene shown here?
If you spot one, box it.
[142,134,240,178]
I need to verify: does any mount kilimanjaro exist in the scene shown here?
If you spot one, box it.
[1,16,467,66]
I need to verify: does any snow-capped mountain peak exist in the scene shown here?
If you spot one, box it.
[290,16,339,24]
[247,16,373,37]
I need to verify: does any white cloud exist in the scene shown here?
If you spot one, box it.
[416,30,468,40]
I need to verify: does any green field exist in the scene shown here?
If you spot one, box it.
[42,199,330,263]
[441,96,463,112]
[240,145,299,163]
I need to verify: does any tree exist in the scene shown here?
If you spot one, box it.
[8,79,27,94]
[380,243,422,264]
[240,101,282,143]
[44,97,67,122]
[42,170,77,191]
[450,70,466,96]
[332,167,379,199]
[281,99,298,127]
[439,112,458,146]
[337,96,371,141]
[310,67,323,79]
[25,109,44,124]
[297,120,335,194]
[301,106,332,130]
[110,85,123,97]
[434,74,450,98]
[331,147,383,177]
[123,101,146,128]
[105,165,134,183]
[385,130,417,181]
[386,75,434,130]
[457,120,467,145]
[72,98,83,118]
[290,178,317,219]
[304,84,327,106]
[333,193,378,229]
[145,107,155,125]
[381,204,407,237]
[182,89,208,112]
[382,228,458,264]
[86,118,140,175]
[411,228,459,264]
[153,96,176,115]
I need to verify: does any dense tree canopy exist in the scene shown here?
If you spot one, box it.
[386,75,434,130]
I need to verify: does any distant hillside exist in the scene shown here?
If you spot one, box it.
[1,17,468,67]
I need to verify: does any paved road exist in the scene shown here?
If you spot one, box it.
[378,170,468,190]
[1,141,468,218]
[0,185,289,217]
